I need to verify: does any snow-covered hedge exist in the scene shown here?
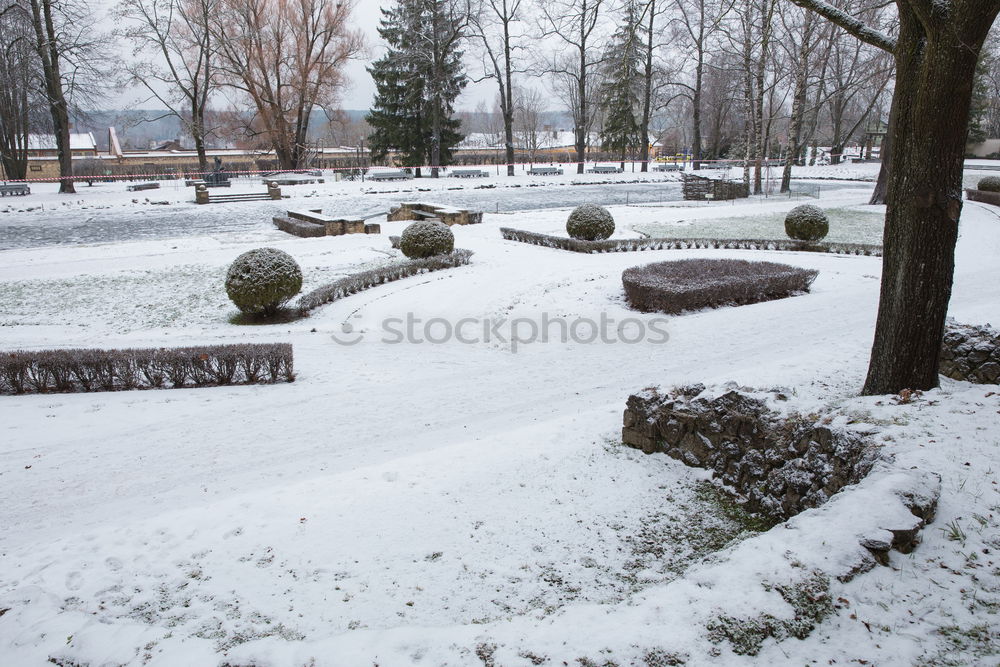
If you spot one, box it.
[297,249,474,314]
[400,220,455,258]
[500,227,882,256]
[0,343,294,394]
[566,203,615,240]
[622,258,818,315]
[784,204,829,242]
[977,176,1000,192]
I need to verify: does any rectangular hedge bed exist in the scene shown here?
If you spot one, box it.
[0,343,294,395]
[499,227,883,256]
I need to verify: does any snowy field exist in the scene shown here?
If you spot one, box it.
[0,165,999,665]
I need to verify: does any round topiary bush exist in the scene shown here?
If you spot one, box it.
[977,176,1000,192]
[784,204,829,242]
[566,203,615,241]
[225,247,303,317]
[399,220,455,258]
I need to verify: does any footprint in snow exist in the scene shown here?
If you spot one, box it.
[65,571,83,591]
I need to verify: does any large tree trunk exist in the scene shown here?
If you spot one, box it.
[862,4,994,395]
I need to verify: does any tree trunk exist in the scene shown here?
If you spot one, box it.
[30,0,74,193]
[503,11,515,177]
[862,4,995,395]
[639,0,655,172]
[192,98,208,172]
[868,106,892,205]
[692,21,704,170]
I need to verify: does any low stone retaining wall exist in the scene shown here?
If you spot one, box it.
[273,209,379,238]
[941,321,1000,384]
[622,385,878,521]
[966,188,1000,206]
[387,202,483,226]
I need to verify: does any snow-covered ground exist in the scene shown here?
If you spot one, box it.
[0,168,998,665]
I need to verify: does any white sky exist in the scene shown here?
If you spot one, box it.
[110,0,501,112]
[341,2,499,111]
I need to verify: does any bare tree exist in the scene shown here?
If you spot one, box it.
[212,0,362,170]
[23,0,106,192]
[728,0,777,193]
[790,0,1000,394]
[470,0,524,175]
[538,0,606,174]
[0,1,43,181]
[671,0,733,169]
[778,5,817,192]
[514,86,545,164]
[118,0,218,171]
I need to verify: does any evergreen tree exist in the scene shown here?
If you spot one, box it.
[599,1,646,168]
[366,0,468,177]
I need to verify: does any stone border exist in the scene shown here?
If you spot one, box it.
[622,385,879,521]
[940,320,1000,383]
[499,227,883,256]
[387,202,483,226]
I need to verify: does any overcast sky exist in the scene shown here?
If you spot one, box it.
[111,0,500,112]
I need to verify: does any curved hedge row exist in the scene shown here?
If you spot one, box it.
[297,249,474,314]
[500,227,882,256]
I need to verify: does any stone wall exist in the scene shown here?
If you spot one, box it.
[622,386,878,520]
[941,322,1000,384]
[387,202,483,226]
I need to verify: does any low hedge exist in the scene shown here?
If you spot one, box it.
[0,343,294,395]
[622,258,819,314]
[500,228,882,256]
[297,249,474,314]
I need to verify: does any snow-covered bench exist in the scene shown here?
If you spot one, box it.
[0,183,30,196]
[368,170,414,181]
[653,163,682,172]
[527,166,563,175]
[196,182,282,204]
[586,165,623,174]
[450,169,489,178]
[126,182,160,192]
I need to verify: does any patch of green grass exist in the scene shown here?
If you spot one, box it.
[706,569,834,656]
[632,207,885,245]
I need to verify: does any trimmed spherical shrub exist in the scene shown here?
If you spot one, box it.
[225,247,303,317]
[399,220,455,258]
[977,176,1000,192]
[784,204,829,242]
[566,203,615,241]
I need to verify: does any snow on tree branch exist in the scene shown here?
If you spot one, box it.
[786,0,897,53]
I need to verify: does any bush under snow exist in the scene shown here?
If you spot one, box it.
[225,247,303,317]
